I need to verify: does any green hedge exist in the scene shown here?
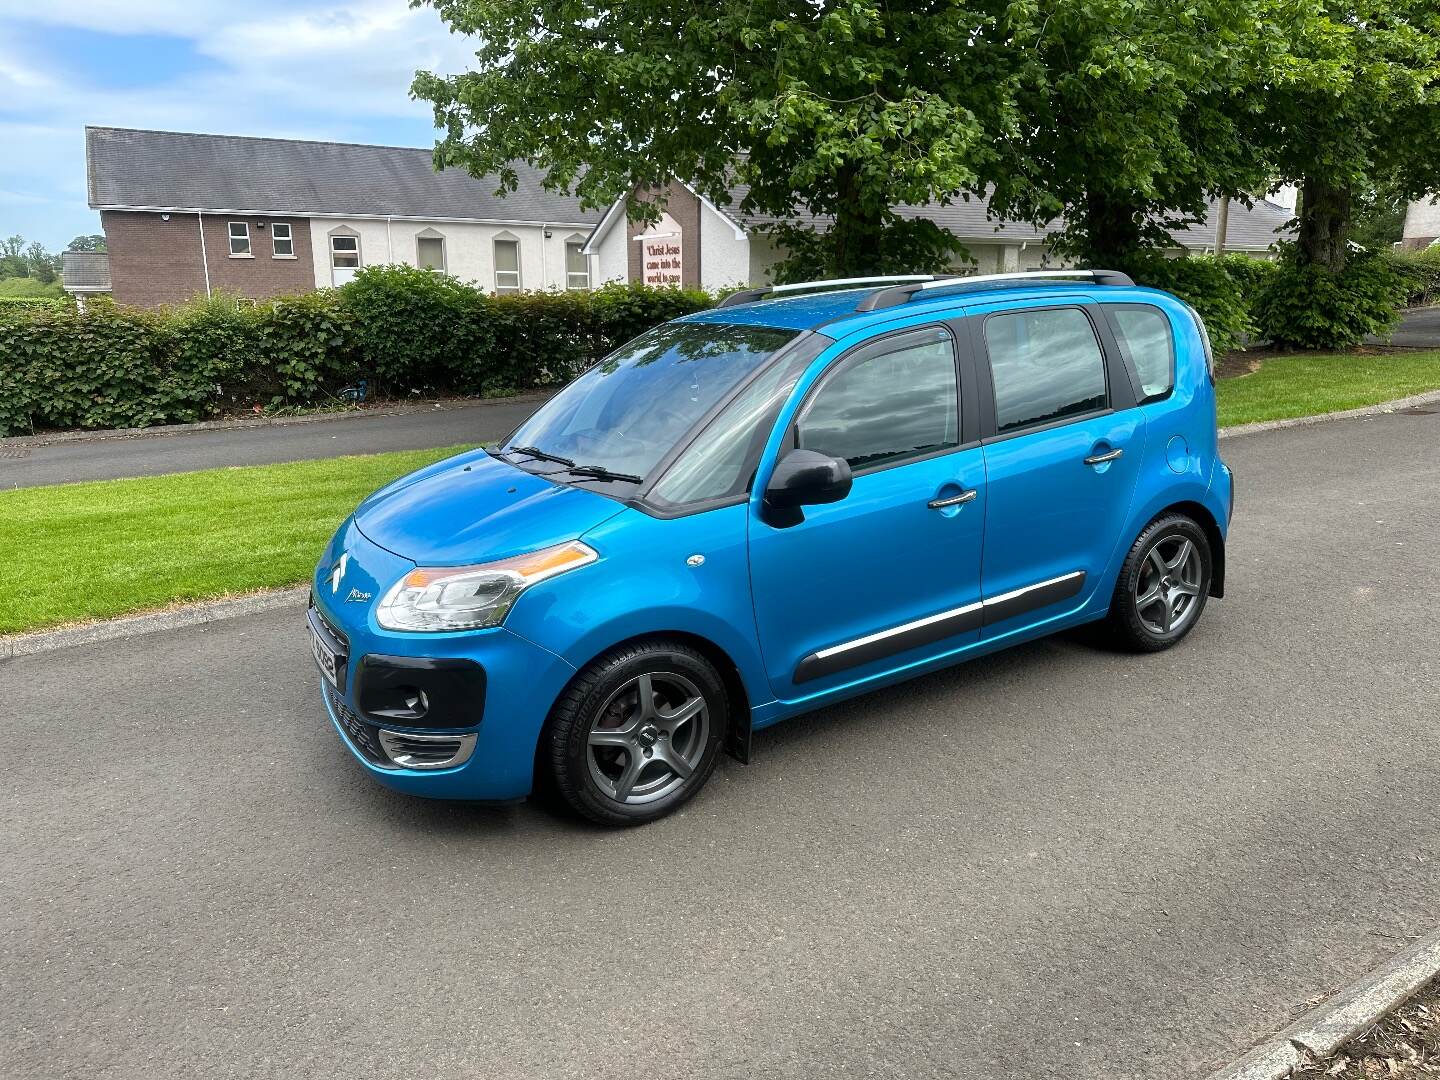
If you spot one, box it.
[1387,247,1440,307]
[0,296,70,311]
[0,274,712,436]
[1253,248,1408,350]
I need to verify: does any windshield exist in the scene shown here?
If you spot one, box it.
[501,322,799,483]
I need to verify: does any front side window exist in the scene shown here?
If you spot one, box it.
[503,322,797,484]
[494,238,521,293]
[649,341,820,508]
[271,222,293,257]
[330,234,360,268]
[985,308,1107,433]
[417,235,445,272]
[1108,305,1175,401]
[228,221,250,256]
[565,240,590,290]
[798,328,959,471]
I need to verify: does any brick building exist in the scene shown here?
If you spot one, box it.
[86,126,601,307]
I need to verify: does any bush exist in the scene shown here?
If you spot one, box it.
[1386,246,1440,307]
[1253,248,1408,350]
[0,272,713,436]
[0,296,69,311]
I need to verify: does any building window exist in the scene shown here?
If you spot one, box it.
[271,222,294,257]
[416,235,446,272]
[330,233,361,285]
[494,237,521,294]
[565,238,590,290]
[228,221,251,256]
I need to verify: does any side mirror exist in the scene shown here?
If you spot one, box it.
[764,448,853,511]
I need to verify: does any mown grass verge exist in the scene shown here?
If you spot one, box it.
[5,348,1440,637]
[1216,349,1440,427]
[0,445,471,635]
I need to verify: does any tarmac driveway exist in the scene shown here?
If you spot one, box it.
[3,408,1439,1079]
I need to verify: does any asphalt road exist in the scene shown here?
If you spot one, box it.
[5,409,1439,1080]
[1388,304,1440,348]
[0,397,545,489]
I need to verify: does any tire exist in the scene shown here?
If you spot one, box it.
[1103,513,1213,652]
[544,639,728,826]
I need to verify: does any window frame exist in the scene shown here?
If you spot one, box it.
[416,233,447,273]
[564,237,590,291]
[966,303,1138,444]
[786,323,975,479]
[493,236,522,294]
[330,232,361,270]
[270,222,294,258]
[227,221,252,257]
[1100,302,1177,405]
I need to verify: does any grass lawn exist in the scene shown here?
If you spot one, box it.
[0,445,472,635]
[5,347,1439,636]
[1216,349,1440,427]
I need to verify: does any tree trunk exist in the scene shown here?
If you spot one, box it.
[829,165,887,278]
[1297,177,1352,272]
[1081,191,1145,266]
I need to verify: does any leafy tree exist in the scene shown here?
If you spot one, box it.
[979,0,1290,265]
[67,234,107,253]
[1255,0,1440,272]
[412,0,1015,277]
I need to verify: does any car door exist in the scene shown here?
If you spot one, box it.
[748,324,987,700]
[970,301,1146,636]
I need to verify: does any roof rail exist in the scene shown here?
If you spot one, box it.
[855,269,1136,312]
[715,275,948,309]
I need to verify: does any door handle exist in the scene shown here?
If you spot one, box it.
[927,489,978,510]
[1083,448,1124,466]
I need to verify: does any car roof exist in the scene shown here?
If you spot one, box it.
[678,280,1179,336]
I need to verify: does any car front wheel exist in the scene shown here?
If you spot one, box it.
[544,640,727,825]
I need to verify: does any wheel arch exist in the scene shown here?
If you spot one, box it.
[531,629,755,791]
[1157,499,1225,597]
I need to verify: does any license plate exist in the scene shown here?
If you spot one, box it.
[311,623,341,688]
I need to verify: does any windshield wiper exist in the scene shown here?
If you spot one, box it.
[568,464,643,484]
[507,445,576,467]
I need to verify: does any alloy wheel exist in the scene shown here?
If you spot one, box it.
[1134,534,1204,636]
[586,672,710,805]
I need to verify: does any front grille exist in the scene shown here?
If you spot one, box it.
[326,682,389,767]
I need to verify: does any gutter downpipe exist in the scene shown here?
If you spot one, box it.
[197,211,212,298]
[386,216,394,262]
[541,223,549,289]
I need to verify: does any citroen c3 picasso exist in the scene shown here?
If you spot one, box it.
[310,270,1234,825]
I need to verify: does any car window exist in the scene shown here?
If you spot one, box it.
[648,344,817,508]
[1109,305,1175,401]
[985,308,1107,433]
[503,322,797,483]
[797,328,959,471]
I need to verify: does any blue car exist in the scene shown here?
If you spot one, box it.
[310,270,1233,825]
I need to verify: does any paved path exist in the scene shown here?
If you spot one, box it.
[0,398,545,489]
[4,409,1439,1080]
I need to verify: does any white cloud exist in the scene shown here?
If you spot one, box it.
[0,1,479,247]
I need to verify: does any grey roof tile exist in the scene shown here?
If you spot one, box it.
[86,127,599,224]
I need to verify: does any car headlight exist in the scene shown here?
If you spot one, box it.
[376,540,598,632]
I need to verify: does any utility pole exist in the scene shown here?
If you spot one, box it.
[1215,197,1231,257]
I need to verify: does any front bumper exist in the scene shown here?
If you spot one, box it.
[311,520,577,801]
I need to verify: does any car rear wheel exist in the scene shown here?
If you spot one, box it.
[544,640,727,825]
[1104,514,1212,652]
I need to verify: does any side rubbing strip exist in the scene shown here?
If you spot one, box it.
[794,602,983,683]
[980,570,1086,626]
[792,570,1087,684]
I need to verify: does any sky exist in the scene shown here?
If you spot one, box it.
[0,0,476,250]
